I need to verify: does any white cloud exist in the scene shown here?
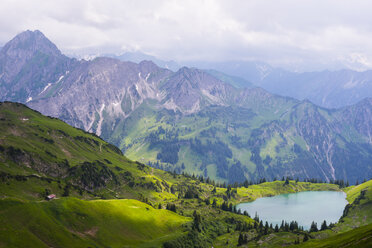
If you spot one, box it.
[1,0,372,71]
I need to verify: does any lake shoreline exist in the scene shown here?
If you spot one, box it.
[236,191,348,230]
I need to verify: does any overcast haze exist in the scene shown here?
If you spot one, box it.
[1,0,372,71]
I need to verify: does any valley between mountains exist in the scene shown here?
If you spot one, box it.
[1,30,371,184]
[0,102,371,247]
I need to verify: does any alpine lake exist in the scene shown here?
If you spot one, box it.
[236,191,348,230]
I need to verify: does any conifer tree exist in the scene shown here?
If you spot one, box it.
[310,221,318,232]
[284,178,290,185]
[303,233,309,242]
[212,187,217,193]
[320,220,327,231]
[243,234,248,244]
[294,237,300,244]
[254,212,260,222]
[192,210,201,231]
[284,221,289,232]
[238,233,244,246]
[264,221,269,235]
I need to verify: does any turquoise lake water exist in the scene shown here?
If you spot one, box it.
[236,191,348,230]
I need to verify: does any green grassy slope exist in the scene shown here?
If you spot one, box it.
[0,102,191,247]
[0,102,176,201]
[213,224,372,248]
[336,180,372,232]
[0,198,189,248]
[297,223,372,248]
[344,179,372,203]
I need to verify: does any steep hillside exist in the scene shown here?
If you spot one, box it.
[298,223,372,248]
[116,98,372,184]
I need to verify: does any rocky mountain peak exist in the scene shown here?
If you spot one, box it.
[0,30,62,59]
[0,30,72,103]
[139,60,159,71]
[158,66,236,113]
[171,66,224,89]
[176,66,201,77]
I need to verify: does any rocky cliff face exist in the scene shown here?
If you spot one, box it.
[1,30,372,183]
[29,57,172,133]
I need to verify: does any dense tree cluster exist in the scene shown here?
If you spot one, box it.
[238,232,249,246]
[227,162,246,184]
[192,211,202,231]
[310,221,318,232]
[234,215,305,237]
[183,186,200,199]
[68,160,119,190]
[148,127,181,164]
[166,203,177,212]
[191,138,232,178]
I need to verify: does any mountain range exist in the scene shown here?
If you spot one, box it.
[109,52,372,109]
[1,30,372,184]
[205,61,372,109]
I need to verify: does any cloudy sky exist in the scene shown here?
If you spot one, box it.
[1,0,372,71]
